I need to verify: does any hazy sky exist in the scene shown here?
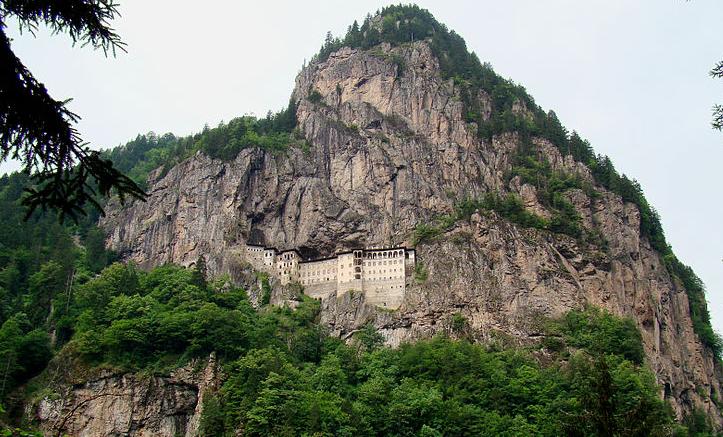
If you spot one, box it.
[3,1,722,333]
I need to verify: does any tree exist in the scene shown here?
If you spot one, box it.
[84,227,110,273]
[191,255,208,290]
[354,324,384,353]
[711,60,723,131]
[0,0,146,221]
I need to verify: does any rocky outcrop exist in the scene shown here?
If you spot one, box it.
[101,40,722,425]
[33,355,221,437]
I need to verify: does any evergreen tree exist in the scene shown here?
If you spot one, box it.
[711,60,723,130]
[191,255,208,290]
[0,0,146,220]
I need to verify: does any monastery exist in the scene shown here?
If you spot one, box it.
[243,244,416,309]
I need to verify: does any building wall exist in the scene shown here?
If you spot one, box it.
[275,251,299,285]
[244,245,266,271]
[365,279,405,308]
[242,243,414,309]
[299,258,337,289]
[360,249,406,307]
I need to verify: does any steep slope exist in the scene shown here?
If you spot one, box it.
[33,355,220,437]
[101,9,721,424]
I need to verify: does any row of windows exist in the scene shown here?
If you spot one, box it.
[365,269,402,274]
[364,259,402,267]
[300,269,336,277]
[365,276,404,281]
[295,265,406,277]
[302,277,333,284]
[363,250,406,259]
[304,275,404,284]
[303,279,404,286]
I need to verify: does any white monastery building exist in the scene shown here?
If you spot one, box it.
[243,244,416,309]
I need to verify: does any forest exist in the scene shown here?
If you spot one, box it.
[0,169,719,435]
[0,3,720,435]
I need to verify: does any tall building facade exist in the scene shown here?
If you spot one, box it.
[243,244,416,309]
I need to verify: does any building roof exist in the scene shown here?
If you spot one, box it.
[363,246,413,253]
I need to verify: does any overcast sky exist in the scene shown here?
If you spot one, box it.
[3,0,722,333]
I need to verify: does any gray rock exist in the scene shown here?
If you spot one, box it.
[95,40,722,430]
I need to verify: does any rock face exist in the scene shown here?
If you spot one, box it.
[100,41,722,425]
[34,355,221,437]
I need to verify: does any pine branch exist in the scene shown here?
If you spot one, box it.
[0,1,146,222]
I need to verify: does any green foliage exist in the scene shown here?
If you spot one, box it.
[710,60,723,131]
[476,192,549,230]
[0,0,146,221]
[212,320,677,436]
[0,314,51,398]
[411,223,443,245]
[199,393,225,437]
[0,234,700,436]
[314,4,718,353]
[0,172,110,340]
[71,263,257,367]
[258,273,271,306]
[307,89,323,104]
[508,137,718,352]
[451,313,467,334]
[547,306,645,364]
[0,424,43,437]
[191,256,208,291]
[682,408,718,436]
[663,256,722,358]
[354,324,384,353]
[414,192,548,247]
[104,99,298,186]
[566,353,672,436]
[413,262,428,283]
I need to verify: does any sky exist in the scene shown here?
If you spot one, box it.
[3,1,722,333]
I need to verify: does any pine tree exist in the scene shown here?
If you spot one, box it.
[191,256,208,290]
[0,0,146,221]
[711,60,723,130]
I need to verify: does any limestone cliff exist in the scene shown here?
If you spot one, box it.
[99,40,722,425]
[30,354,221,437]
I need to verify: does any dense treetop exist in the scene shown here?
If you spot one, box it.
[9,257,710,436]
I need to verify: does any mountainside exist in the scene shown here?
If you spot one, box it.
[99,7,722,427]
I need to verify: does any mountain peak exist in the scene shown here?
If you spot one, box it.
[99,4,721,427]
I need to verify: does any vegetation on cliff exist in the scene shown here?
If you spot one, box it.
[104,98,298,188]
[0,169,717,433]
[7,256,706,435]
[0,4,720,434]
[92,3,719,357]
[315,4,719,356]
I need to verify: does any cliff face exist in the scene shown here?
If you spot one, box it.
[100,41,721,423]
[32,355,220,437]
